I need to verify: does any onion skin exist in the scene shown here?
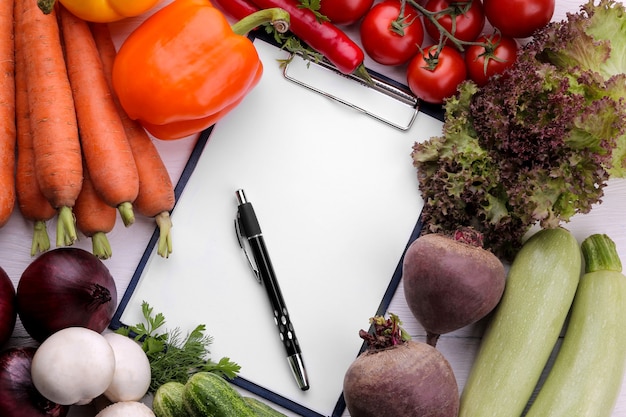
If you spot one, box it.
[0,267,16,346]
[0,347,69,417]
[16,247,117,342]
[402,232,505,345]
[343,341,459,417]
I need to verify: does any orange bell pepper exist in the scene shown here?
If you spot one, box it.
[111,0,290,140]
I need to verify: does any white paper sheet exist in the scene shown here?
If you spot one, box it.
[115,38,444,416]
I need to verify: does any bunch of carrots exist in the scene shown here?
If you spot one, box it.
[4,0,176,259]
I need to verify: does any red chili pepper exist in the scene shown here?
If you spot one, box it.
[213,0,259,20]
[249,0,366,75]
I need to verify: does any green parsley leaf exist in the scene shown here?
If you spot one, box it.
[116,301,241,392]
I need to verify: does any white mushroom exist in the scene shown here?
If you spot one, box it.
[31,327,116,405]
[103,332,152,402]
[95,401,156,417]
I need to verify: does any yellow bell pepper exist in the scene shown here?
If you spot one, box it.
[38,0,165,23]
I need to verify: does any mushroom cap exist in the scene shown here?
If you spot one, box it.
[103,332,152,402]
[95,401,156,417]
[31,327,116,405]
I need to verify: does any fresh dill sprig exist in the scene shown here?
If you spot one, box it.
[116,301,241,392]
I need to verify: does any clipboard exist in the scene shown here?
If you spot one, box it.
[110,35,445,417]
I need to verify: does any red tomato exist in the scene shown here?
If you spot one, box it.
[465,33,518,86]
[483,0,554,38]
[406,45,467,104]
[319,0,375,25]
[360,0,425,66]
[423,0,485,46]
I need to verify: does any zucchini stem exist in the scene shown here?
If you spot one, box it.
[581,233,622,273]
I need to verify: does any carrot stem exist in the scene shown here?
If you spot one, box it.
[56,206,78,246]
[91,232,113,260]
[31,220,51,256]
[118,202,135,227]
[155,211,173,258]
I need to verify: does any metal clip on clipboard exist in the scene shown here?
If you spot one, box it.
[282,53,420,131]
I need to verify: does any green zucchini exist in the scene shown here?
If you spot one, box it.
[243,397,288,417]
[459,228,582,417]
[183,372,256,417]
[525,233,626,417]
[153,381,186,417]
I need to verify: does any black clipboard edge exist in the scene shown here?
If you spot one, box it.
[109,125,213,330]
[109,34,439,417]
[330,216,425,417]
[233,377,326,417]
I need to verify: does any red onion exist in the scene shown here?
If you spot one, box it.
[0,347,69,417]
[16,247,117,342]
[0,267,16,345]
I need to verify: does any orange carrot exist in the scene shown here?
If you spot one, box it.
[0,0,16,229]
[14,0,57,255]
[90,22,176,258]
[74,161,117,259]
[58,5,139,227]
[16,0,83,247]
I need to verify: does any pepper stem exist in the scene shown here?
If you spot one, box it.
[581,233,623,273]
[37,0,56,14]
[231,8,290,36]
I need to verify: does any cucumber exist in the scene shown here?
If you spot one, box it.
[183,372,256,417]
[153,381,186,417]
[243,397,288,417]
[458,228,582,417]
[525,234,626,417]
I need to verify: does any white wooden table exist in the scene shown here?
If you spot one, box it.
[6,0,625,416]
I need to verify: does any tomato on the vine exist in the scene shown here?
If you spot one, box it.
[406,45,467,104]
[465,33,518,86]
[423,0,485,46]
[483,0,554,38]
[319,0,375,26]
[360,0,425,66]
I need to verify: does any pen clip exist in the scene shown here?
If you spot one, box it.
[234,216,262,284]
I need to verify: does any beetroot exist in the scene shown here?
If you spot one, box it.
[402,230,505,346]
[343,315,459,417]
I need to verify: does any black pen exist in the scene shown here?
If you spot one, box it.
[235,189,310,391]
